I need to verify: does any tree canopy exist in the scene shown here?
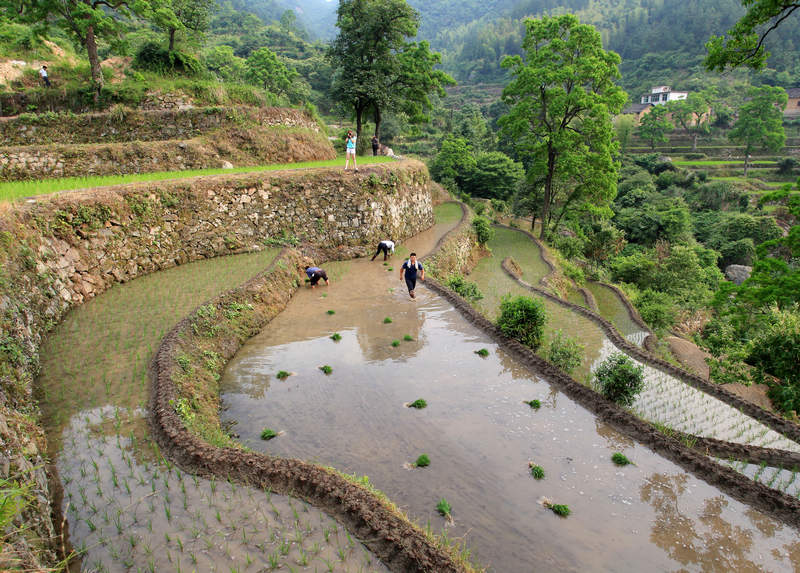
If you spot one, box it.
[637,105,674,150]
[499,14,626,239]
[728,85,786,175]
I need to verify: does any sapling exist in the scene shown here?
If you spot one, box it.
[611,452,632,466]
[474,348,489,357]
[414,454,430,468]
[261,428,278,440]
[525,399,541,409]
[319,365,333,374]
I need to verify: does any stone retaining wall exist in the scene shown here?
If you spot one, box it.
[0,124,335,181]
[0,160,434,568]
[0,106,320,146]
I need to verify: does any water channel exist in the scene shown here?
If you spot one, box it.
[220,209,800,572]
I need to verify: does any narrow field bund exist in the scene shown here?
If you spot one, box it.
[0,160,438,570]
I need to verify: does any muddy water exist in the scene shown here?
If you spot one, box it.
[220,230,800,571]
[585,281,648,346]
[37,251,387,572]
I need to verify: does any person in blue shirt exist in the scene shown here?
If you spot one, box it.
[344,130,358,172]
[399,253,424,299]
[305,266,329,288]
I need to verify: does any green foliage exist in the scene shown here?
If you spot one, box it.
[403,334,414,341]
[276,371,290,379]
[547,503,570,517]
[728,86,787,175]
[546,330,584,375]
[445,274,484,302]
[614,196,692,247]
[635,289,677,331]
[319,365,333,374]
[496,295,547,350]
[637,105,674,150]
[719,238,756,267]
[499,14,626,239]
[327,310,336,315]
[0,478,30,530]
[391,340,401,347]
[747,308,800,413]
[383,316,393,324]
[611,452,632,466]
[472,216,494,246]
[407,398,427,409]
[525,399,541,409]
[530,465,545,479]
[474,348,489,357]
[666,92,713,150]
[429,136,477,190]
[246,46,298,97]
[461,152,524,200]
[260,428,278,440]
[204,45,247,82]
[134,42,203,75]
[436,498,452,517]
[594,353,645,407]
[414,454,430,467]
[330,333,342,341]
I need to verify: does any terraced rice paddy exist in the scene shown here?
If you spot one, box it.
[37,248,388,571]
[218,210,800,572]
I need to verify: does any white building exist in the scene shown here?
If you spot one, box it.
[640,86,688,105]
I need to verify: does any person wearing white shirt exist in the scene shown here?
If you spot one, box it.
[371,239,395,261]
[39,65,50,87]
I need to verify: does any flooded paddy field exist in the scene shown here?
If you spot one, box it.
[37,249,388,572]
[219,217,800,571]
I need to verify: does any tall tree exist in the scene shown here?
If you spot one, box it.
[667,91,713,151]
[705,0,800,71]
[156,0,216,51]
[728,86,787,176]
[499,14,626,239]
[637,105,674,150]
[327,0,452,143]
[246,46,298,95]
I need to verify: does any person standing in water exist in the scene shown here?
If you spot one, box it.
[305,266,330,288]
[371,239,395,261]
[344,130,358,171]
[399,253,424,299]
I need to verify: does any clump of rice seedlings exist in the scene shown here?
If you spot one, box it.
[260,428,278,440]
[436,498,453,523]
[330,333,342,341]
[611,452,633,466]
[326,309,335,315]
[387,267,393,271]
[321,293,328,298]
[406,398,427,409]
[276,371,290,380]
[403,334,413,341]
[319,365,333,374]
[414,454,430,468]
[383,262,389,266]
[525,399,541,409]
[383,316,393,324]
[391,340,401,347]
[474,348,489,357]
[547,503,570,517]
[529,462,545,479]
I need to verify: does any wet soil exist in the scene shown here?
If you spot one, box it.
[36,250,388,572]
[219,223,800,572]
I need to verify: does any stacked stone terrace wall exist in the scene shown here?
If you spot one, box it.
[0,160,433,569]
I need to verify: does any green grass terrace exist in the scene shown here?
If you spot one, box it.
[0,155,396,202]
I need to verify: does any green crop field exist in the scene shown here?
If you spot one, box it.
[0,155,396,202]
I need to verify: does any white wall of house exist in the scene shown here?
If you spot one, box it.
[640,86,688,105]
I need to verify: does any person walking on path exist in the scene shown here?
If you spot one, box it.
[371,135,379,156]
[39,65,51,88]
[371,239,395,261]
[399,253,424,299]
[305,266,330,288]
[344,130,358,171]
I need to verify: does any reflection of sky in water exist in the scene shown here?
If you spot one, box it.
[221,255,800,573]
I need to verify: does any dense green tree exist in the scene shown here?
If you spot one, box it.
[613,114,637,154]
[246,46,297,95]
[151,0,216,51]
[666,91,713,151]
[637,105,674,150]
[328,0,453,143]
[499,14,626,239]
[204,45,246,81]
[428,136,476,191]
[461,152,524,200]
[705,0,800,71]
[728,86,787,176]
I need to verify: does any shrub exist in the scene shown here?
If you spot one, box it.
[472,216,494,246]
[134,42,202,75]
[414,454,430,467]
[719,238,756,267]
[635,289,677,331]
[445,274,484,301]
[496,295,547,350]
[546,330,584,374]
[594,353,645,407]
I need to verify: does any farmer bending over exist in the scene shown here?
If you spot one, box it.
[305,265,329,288]
[371,239,395,261]
[399,253,424,299]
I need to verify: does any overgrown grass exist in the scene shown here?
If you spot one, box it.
[0,156,396,202]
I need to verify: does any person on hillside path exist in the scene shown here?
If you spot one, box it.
[344,130,358,171]
[400,253,424,299]
[305,266,329,288]
[371,135,379,156]
[39,65,50,88]
[371,239,395,261]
